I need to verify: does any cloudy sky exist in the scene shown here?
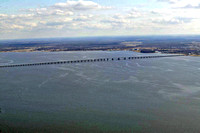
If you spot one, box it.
[0,0,200,39]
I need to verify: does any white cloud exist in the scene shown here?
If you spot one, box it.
[73,14,94,21]
[0,0,112,33]
[25,8,74,16]
[158,0,200,8]
[183,4,200,8]
[53,0,112,11]
[152,17,193,25]
[0,14,8,18]
[126,8,143,18]
[1,0,200,39]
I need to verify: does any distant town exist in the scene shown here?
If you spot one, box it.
[0,36,200,56]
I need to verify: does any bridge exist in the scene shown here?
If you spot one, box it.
[0,55,183,68]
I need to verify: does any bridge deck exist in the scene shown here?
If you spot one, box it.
[0,55,183,68]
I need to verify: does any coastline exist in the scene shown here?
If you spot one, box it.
[0,49,190,56]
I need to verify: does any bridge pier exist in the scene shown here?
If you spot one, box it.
[0,55,183,68]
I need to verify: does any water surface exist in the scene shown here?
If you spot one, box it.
[1,51,200,133]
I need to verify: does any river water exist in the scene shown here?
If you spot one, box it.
[1,51,200,132]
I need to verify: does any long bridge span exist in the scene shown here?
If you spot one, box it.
[0,55,183,68]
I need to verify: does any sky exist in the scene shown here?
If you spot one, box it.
[1,0,200,39]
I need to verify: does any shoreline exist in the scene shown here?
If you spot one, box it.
[0,49,188,56]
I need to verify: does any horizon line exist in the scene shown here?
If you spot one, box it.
[1,34,200,41]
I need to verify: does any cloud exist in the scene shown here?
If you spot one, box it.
[158,0,200,8]
[157,0,180,4]
[25,8,74,16]
[0,14,8,18]
[126,8,143,18]
[53,0,112,11]
[23,0,112,17]
[0,0,113,32]
[182,4,200,8]
[152,17,193,25]
[100,14,135,28]
[1,0,200,39]
[73,14,93,21]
